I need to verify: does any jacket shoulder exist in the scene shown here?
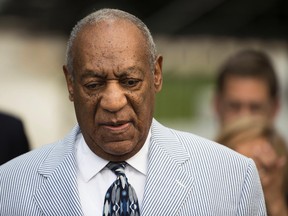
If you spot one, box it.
[0,125,79,175]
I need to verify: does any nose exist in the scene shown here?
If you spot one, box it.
[100,81,127,112]
[238,105,253,117]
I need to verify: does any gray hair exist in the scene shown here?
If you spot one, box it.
[65,8,157,78]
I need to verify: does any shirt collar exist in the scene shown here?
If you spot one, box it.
[76,129,151,182]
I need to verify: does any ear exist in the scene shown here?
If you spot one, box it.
[212,92,224,125]
[63,65,75,102]
[271,97,280,120]
[153,55,163,93]
[213,93,222,119]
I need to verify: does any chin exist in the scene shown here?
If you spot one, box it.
[105,140,137,155]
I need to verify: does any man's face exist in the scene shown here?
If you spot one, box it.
[63,20,162,161]
[215,76,278,126]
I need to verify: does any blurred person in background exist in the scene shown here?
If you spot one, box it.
[213,49,280,126]
[0,111,30,165]
[216,116,288,216]
[213,49,288,216]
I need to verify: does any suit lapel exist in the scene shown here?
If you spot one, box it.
[33,126,83,216]
[141,120,195,215]
[33,121,194,215]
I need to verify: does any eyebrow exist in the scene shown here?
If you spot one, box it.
[80,70,106,81]
[80,66,145,81]
[120,66,144,76]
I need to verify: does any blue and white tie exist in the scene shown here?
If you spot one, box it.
[103,162,140,216]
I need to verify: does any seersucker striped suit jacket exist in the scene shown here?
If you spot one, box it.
[0,119,266,215]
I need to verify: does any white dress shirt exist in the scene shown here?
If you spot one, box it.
[75,130,150,216]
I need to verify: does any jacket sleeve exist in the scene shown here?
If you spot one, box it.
[237,159,267,216]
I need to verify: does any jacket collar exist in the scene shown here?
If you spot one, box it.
[34,125,83,215]
[141,119,195,215]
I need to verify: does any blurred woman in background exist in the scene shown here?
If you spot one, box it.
[216,116,288,216]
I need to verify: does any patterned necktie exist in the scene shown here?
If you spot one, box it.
[103,162,140,216]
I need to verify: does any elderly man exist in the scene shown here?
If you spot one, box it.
[0,9,266,215]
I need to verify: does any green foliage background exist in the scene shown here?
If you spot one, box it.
[154,73,214,121]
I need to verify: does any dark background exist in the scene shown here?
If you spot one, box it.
[0,0,287,39]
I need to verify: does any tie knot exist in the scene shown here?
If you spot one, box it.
[107,162,126,176]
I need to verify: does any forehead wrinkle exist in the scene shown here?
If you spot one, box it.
[80,65,145,81]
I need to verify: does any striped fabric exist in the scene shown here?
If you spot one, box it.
[0,119,267,215]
